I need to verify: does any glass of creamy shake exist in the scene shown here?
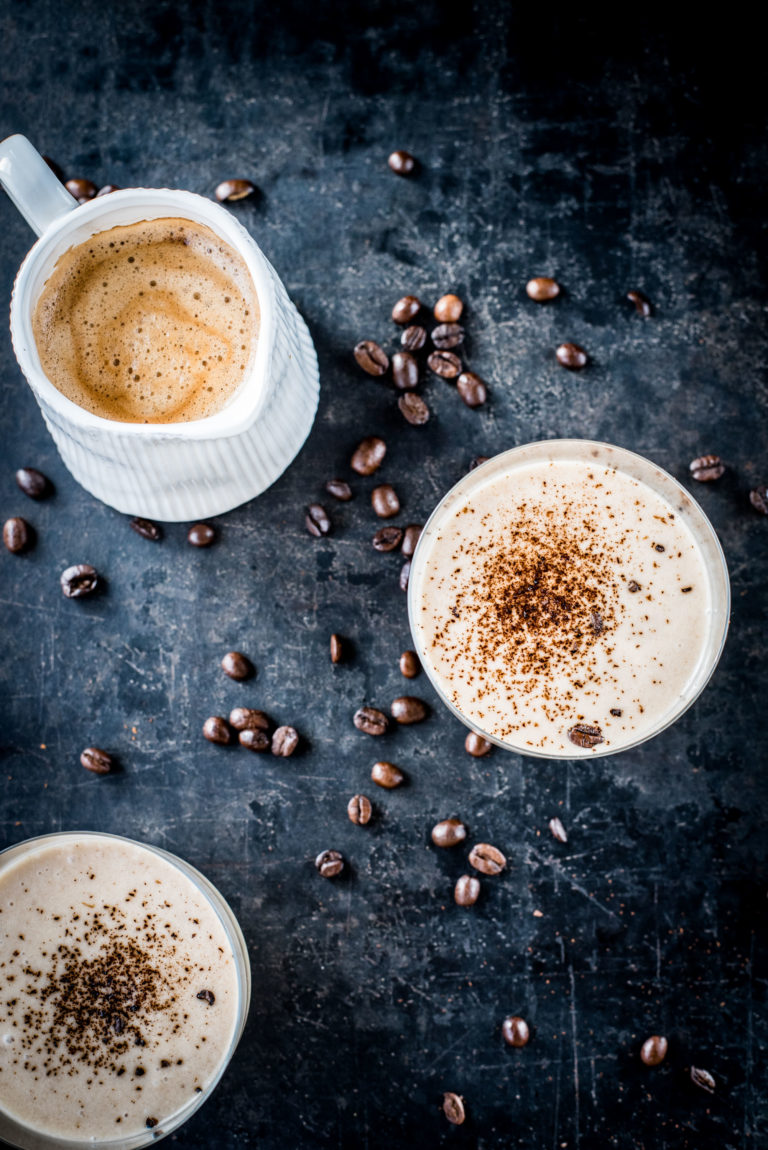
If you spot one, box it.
[408,439,730,758]
[0,832,250,1149]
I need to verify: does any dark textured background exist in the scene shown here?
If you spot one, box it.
[1,5,767,1147]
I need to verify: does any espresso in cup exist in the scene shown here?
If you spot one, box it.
[31,217,259,423]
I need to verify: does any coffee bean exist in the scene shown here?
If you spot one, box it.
[434,294,463,323]
[431,819,467,848]
[371,484,400,519]
[401,524,422,557]
[96,184,121,196]
[202,716,233,745]
[469,455,489,471]
[399,560,411,592]
[391,350,419,390]
[502,1016,530,1047]
[354,340,389,376]
[187,523,215,547]
[351,436,387,475]
[221,651,253,681]
[567,723,604,749]
[373,526,403,552]
[556,342,588,370]
[690,1066,715,1094]
[65,177,97,202]
[401,325,426,351]
[239,728,270,752]
[306,504,331,537]
[3,517,31,553]
[627,580,641,592]
[427,350,462,379]
[526,276,560,302]
[548,817,568,843]
[465,731,492,757]
[272,726,299,757]
[627,289,652,317]
[80,747,113,775]
[15,467,51,499]
[315,849,344,877]
[431,323,465,350]
[196,988,216,1005]
[442,1093,465,1126]
[388,150,416,176]
[371,761,404,788]
[468,843,506,875]
[60,564,100,598]
[689,453,725,482]
[392,296,422,325]
[399,650,420,678]
[457,371,487,407]
[130,517,162,541]
[353,707,388,736]
[229,707,271,732]
[347,794,372,825]
[43,155,65,181]
[750,486,768,515]
[391,696,427,724]
[640,1036,668,1066]
[398,392,430,425]
[325,478,353,502]
[215,179,256,202]
[330,634,344,664]
[454,874,481,906]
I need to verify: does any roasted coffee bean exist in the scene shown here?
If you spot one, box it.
[15,467,51,499]
[187,523,215,547]
[468,843,506,875]
[627,289,652,317]
[130,517,162,541]
[401,325,426,351]
[65,177,97,202]
[196,989,216,1005]
[80,747,113,775]
[750,486,768,515]
[315,849,344,877]
[427,350,462,379]
[689,453,725,482]
[272,726,299,757]
[371,760,404,788]
[61,563,100,598]
[401,524,422,557]
[202,716,233,745]
[454,874,481,906]
[330,633,344,664]
[391,696,427,724]
[526,276,560,302]
[457,371,487,407]
[353,706,388,736]
[502,1016,530,1047]
[442,1093,465,1126]
[3,517,30,554]
[465,731,492,757]
[640,1036,668,1066]
[399,560,411,592]
[567,723,604,749]
[627,580,641,592]
[556,342,588,370]
[347,794,372,825]
[354,340,389,376]
[239,728,270,752]
[391,295,422,325]
[229,707,271,732]
[391,350,419,390]
[325,478,353,502]
[373,526,403,552]
[690,1066,715,1094]
[351,436,387,475]
[431,819,467,848]
[469,455,489,471]
[215,179,256,202]
[434,294,463,323]
[221,651,254,681]
[431,322,465,350]
[399,650,420,678]
[306,503,331,537]
[388,150,416,176]
[96,184,121,196]
[548,817,568,843]
[371,484,400,518]
[43,155,65,180]
[398,392,430,425]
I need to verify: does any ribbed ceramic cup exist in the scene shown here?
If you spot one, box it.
[0,134,319,520]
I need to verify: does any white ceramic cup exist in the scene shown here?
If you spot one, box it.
[0,135,319,521]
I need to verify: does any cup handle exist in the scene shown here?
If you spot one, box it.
[0,134,78,238]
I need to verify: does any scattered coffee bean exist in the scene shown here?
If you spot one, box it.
[60,563,100,598]
[391,350,419,391]
[306,504,331,537]
[15,467,51,499]
[401,524,422,558]
[627,289,652,317]
[196,989,216,1005]
[526,276,560,302]
[351,436,387,475]
[96,184,121,196]
[325,478,353,502]
[750,486,768,515]
[215,179,256,202]
[468,843,506,875]
[392,296,422,325]
[80,747,113,775]
[371,484,400,519]
[347,794,372,825]
[442,1092,465,1126]
[609,708,623,717]
[371,761,404,788]
[239,728,270,752]
[272,726,299,757]
[354,707,388,736]
[330,633,344,664]
[399,560,411,592]
[391,696,427,724]
[548,817,568,843]
[457,371,487,407]
[373,525,403,552]
[567,723,604,749]
[640,1036,668,1066]
[3,517,31,554]
[388,150,416,176]
[202,716,233,745]
[354,340,389,376]
[130,517,162,541]
[221,651,253,681]
[399,650,420,678]
[398,392,430,425]
[431,819,467,848]
[65,177,97,202]
[187,523,215,547]
[230,708,271,732]
[431,323,465,350]
[556,342,588,370]
[427,350,462,379]
[469,455,489,470]
[454,874,481,906]
[690,1066,715,1094]
[315,849,344,877]
[434,294,463,323]
[502,1016,530,1047]
[689,454,725,482]
[628,580,641,592]
[465,731,492,757]
[401,325,426,351]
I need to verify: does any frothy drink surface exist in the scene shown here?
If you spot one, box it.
[412,458,712,755]
[32,217,259,423]
[0,836,240,1141]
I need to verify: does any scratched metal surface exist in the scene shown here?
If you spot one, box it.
[1,6,767,1148]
